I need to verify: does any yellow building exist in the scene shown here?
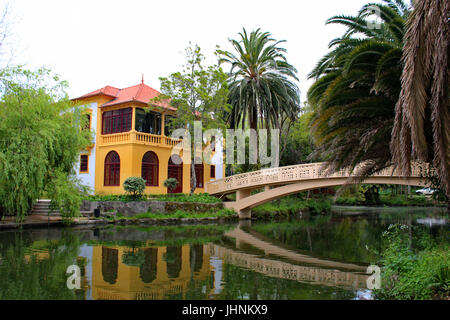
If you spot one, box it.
[72,80,224,195]
[91,244,215,300]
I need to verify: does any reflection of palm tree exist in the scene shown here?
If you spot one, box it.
[391,0,450,199]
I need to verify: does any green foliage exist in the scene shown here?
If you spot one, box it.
[218,28,300,131]
[375,224,450,300]
[335,193,444,207]
[153,193,221,203]
[252,196,332,218]
[0,66,91,222]
[0,233,83,299]
[155,44,230,194]
[158,44,230,133]
[123,177,146,199]
[84,192,222,204]
[121,249,146,267]
[280,110,320,166]
[47,169,89,222]
[115,208,236,220]
[163,178,179,193]
[308,0,410,177]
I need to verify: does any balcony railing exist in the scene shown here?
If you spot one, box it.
[99,131,183,148]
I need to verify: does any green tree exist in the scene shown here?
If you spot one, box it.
[155,44,230,195]
[391,0,450,202]
[218,28,301,132]
[0,66,91,222]
[280,108,320,166]
[308,0,410,178]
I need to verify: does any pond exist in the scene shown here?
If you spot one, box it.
[0,207,448,300]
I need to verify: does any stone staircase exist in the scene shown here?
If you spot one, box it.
[30,200,60,216]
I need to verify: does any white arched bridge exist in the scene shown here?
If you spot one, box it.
[205,162,429,219]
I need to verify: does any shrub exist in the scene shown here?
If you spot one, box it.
[163,178,178,193]
[123,177,146,199]
[374,224,450,300]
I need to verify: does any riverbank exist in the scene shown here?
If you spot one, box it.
[1,193,447,231]
[0,213,238,231]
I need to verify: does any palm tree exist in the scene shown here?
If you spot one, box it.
[308,0,411,178]
[391,0,450,199]
[218,28,301,131]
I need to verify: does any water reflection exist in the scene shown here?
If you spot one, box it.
[102,247,118,285]
[140,248,158,283]
[0,208,448,300]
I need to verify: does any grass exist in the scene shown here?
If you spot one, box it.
[85,193,221,204]
[111,208,237,221]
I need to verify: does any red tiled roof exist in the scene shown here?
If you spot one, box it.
[73,82,175,111]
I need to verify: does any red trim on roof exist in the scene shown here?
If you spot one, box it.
[74,85,120,100]
[73,82,175,111]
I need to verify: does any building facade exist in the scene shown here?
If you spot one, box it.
[72,81,223,195]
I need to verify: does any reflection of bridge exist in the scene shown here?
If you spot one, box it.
[203,223,369,289]
[206,162,428,218]
[224,228,366,271]
[207,244,368,289]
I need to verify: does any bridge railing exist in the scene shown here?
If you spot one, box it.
[206,162,429,195]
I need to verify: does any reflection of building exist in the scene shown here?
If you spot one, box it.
[91,244,215,300]
[72,81,224,195]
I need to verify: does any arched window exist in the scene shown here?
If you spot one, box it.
[104,151,120,186]
[194,163,204,188]
[167,155,183,194]
[142,151,159,186]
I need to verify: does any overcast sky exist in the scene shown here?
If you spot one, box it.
[9,0,371,103]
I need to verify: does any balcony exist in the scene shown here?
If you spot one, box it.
[99,131,183,148]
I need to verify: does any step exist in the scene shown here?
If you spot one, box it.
[33,205,51,209]
[32,212,61,216]
[31,210,55,214]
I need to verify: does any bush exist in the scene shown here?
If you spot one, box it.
[123,177,146,199]
[374,224,450,300]
[47,170,89,222]
[163,178,178,193]
[252,196,331,217]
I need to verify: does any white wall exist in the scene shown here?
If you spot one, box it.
[75,102,97,194]
[211,137,224,180]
